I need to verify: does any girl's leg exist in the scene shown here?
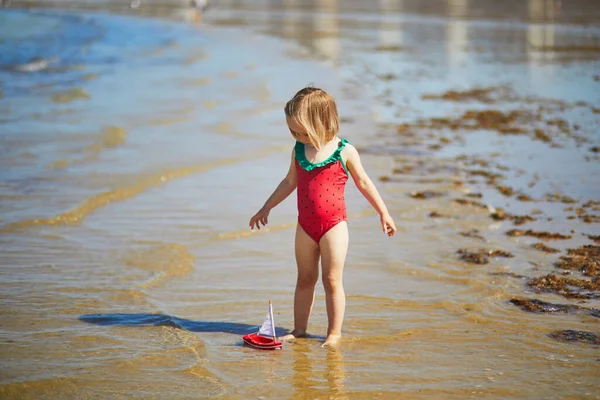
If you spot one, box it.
[319,221,349,346]
[282,224,320,341]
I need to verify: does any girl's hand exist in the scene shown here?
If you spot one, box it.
[381,212,397,237]
[249,208,270,230]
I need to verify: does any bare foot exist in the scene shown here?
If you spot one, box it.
[280,330,307,342]
[321,334,342,348]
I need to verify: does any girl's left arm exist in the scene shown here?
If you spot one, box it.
[344,145,397,237]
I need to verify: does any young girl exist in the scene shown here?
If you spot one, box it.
[249,87,396,347]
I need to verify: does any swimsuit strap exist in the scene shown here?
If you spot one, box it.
[295,138,349,172]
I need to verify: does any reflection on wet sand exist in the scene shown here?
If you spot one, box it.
[325,348,347,400]
[378,0,404,50]
[283,0,300,39]
[312,0,340,65]
[291,343,347,400]
[264,0,341,64]
[446,0,469,69]
[527,0,557,90]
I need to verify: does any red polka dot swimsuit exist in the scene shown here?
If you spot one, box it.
[295,138,349,243]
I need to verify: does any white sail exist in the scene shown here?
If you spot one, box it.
[257,302,276,338]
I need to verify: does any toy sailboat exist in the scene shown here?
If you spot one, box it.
[243,301,283,350]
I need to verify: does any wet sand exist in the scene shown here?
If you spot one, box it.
[1,1,599,399]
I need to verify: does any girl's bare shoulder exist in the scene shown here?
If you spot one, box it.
[341,141,359,158]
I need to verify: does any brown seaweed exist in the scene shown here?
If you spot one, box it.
[516,194,535,202]
[459,230,485,241]
[491,209,536,225]
[496,185,514,196]
[545,193,578,204]
[457,248,513,264]
[409,191,445,199]
[533,128,552,143]
[586,234,600,244]
[512,216,536,225]
[490,272,527,279]
[393,166,414,174]
[579,214,600,223]
[421,86,517,104]
[506,229,572,240]
[528,274,600,299]
[554,245,600,278]
[531,243,561,253]
[429,211,449,218]
[509,298,588,314]
[548,330,600,345]
[453,198,488,209]
[582,200,600,211]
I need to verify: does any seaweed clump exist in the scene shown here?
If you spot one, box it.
[453,198,489,209]
[531,242,561,253]
[548,330,600,345]
[491,209,536,226]
[528,274,600,299]
[586,234,600,244]
[421,86,517,103]
[506,229,572,240]
[459,230,485,241]
[516,194,535,202]
[429,211,450,218]
[554,245,600,278]
[457,248,514,264]
[409,191,445,199]
[510,298,586,314]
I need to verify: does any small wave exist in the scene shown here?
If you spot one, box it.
[2,145,287,231]
[122,242,195,288]
[182,365,226,397]
[12,56,59,72]
[106,288,157,309]
[215,222,296,240]
[47,125,128,170]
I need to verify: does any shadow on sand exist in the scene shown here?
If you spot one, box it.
[79,313,290,337]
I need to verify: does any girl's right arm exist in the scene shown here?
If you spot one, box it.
[249,149,297,230]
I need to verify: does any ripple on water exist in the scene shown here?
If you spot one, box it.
[122,242,196,288]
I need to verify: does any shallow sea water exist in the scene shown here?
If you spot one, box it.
[1,1,599,399]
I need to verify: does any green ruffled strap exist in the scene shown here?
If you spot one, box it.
[295,138,349,173]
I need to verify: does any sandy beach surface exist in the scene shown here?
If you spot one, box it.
[1,1,599,399]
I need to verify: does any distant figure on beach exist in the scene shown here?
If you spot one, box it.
[249,87,396,347]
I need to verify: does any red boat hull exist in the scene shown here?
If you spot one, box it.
[243,333,283,350]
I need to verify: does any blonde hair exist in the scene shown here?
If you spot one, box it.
[284,87,339,149]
